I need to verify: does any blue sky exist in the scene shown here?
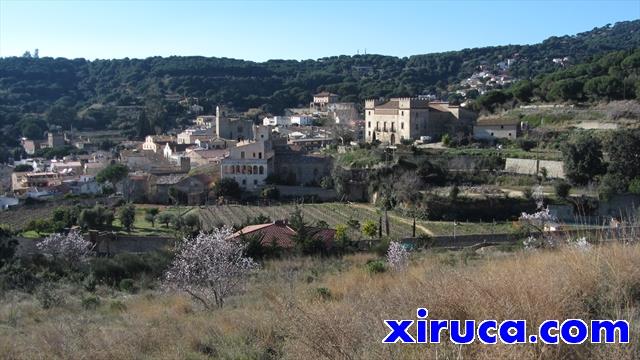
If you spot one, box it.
[1,0,638,61]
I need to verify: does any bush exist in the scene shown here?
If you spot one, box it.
[554,181,571,199]
[629,177,640,194]
[83,273,97,292]
[315,287,333,300]
[516,138,536,151]
[119,278,136,293]
[110,300,127,312]
[91,258,126,285]
[82,295,101,310]
[365,260,386,274]
[261,186,280,200]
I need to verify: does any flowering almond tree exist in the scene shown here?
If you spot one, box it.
[36,230,93,266]
[387,241,409,272]
[520,185,559,249]
[164,227,259,309]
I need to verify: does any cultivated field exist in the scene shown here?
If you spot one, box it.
[196,203,514,238]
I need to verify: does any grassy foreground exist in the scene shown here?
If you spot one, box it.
[1,244,639,359]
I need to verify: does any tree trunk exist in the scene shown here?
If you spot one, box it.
[385,209,390,237]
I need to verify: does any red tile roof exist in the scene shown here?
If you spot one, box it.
[231,222,336,250]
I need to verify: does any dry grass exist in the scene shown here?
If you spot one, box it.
[1,245,639,359]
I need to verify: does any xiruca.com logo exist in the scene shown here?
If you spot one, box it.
[382,309,630,345]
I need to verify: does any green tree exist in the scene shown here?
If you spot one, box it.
[119,204,136,232]
[96,163,129,185]
[584,76,623,100]
[212,178,241,199]
[607,130,640,186]
[562,133,605,185]
[156,212,174,227]
[511,80,534,102]
[144,213,156,227]
[554,181,571,199]
[0,226,17,268]
[361,220,377,238]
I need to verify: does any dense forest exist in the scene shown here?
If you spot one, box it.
[0,20,639,152]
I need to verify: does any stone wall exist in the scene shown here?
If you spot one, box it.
[504,158,565,179]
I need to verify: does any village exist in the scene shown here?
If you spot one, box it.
[2,87,638,256]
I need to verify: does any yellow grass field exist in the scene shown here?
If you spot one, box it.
[1,243,639,359]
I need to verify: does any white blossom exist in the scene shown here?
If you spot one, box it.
[386,241,409,272]
[532,185,544,210]
[36,230,93,264]
[568,236,591,251]
[164,226,259,309]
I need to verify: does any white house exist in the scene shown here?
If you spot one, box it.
[473,118,521,140]
[263,116,291,127]
[290,115,314,126]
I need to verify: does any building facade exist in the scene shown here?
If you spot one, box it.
[220,126,274,190]
[364,98,475,144]
[473,119,521,140]
[215,105,254,141]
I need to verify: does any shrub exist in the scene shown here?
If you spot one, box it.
[110,300,127,312]
[35,284,63,309]
[119,278,136,293]
[82,295,101,310]
[91,258,127,285]
[629,177,640,194]
[365,260,386,274]
[554,181,571,198]
[361,220,378,238]
[315,287,332,301]
[114,253,151,277]
[83,273,97,292]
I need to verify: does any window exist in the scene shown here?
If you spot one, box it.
[368,131,371,137]
[383,122,387,131]
[401,122,404,130]
[401,111,404,116]
[508,133,512,137]
[254,179,258,185]
[253,152,256,158]
[259,166,264,174]
[368,111,371,116]
[240,151,245,159]
[368,121,371,128]
[253,165,258,174]
[500,125,504,129]
[258,152,262,159]
[391,123,395,131]
[490,132,494,136]
[242,179,246,185]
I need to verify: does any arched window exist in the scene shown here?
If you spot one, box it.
[235,165,240,173]
[259,166,264,174]
[253,165,258,174]
[248,166,252,174]
[242,165,246,174]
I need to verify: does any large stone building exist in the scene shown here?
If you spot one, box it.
[364,98,476,144]
[215,106,254,141]
[220,126,275,190]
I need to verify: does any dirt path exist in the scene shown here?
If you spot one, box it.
[348,202,435,236]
